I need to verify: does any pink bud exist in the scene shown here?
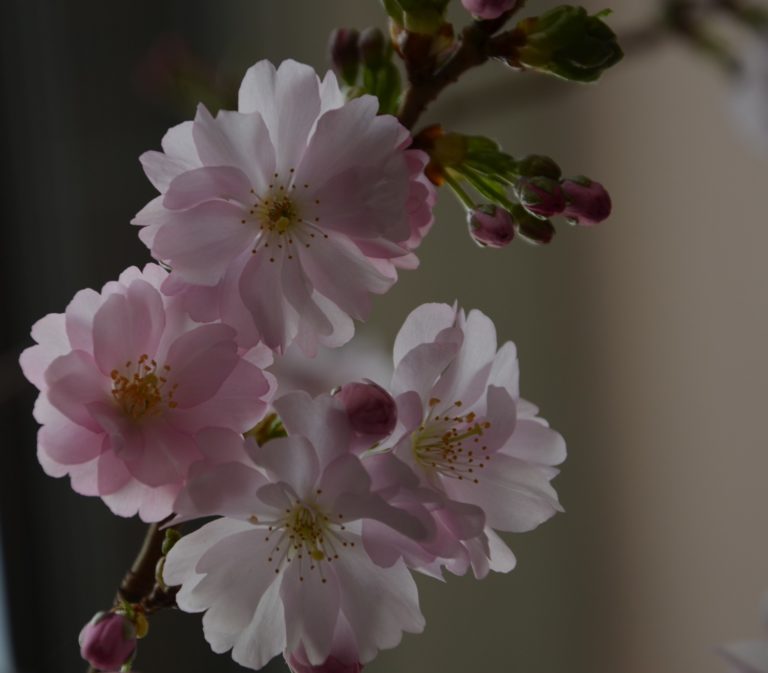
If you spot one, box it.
[468,205,515,248]
[461,0,520,20]
[337,381,397,437]
[561,176,612,226]
[514,176,566,218]
[287,651,363,673]
[79,612,137,671]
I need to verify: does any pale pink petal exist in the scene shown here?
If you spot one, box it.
[45,351,109,432]
[151,201,256,286]
[238,252,296,352]
[391,337,462,399]
[164,518,253,588]
[38,418,102,465]
[164,166,253,210]
[232,578,286,669]
[392,303,457,368]
[281,560,340,664]
[91,281,166,375]
[239,60,321,175]
[501,417,566,466]
[298,233,392,320]
[273,392,350,469]
[444,453,562,533]
[20,313,69,388]
[487,341,520,399]
[254,436,320,497]
[432,308,497,409]
[174,461,267,522]
[164,324,239,407]
[334,550,424,664]
[172,357,271,432]
[193,105,276,191]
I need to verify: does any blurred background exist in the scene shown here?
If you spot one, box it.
[2,1,768,672]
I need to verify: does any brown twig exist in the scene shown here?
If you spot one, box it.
[85,520,177,673]
[396,8,521,129]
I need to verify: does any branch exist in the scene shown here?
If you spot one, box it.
[397,9,520,129]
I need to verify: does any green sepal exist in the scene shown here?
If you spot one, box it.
[517,5,623,83]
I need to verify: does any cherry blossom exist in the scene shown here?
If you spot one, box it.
[164,392,426,670]
[19,264,273,522]
[135,59,435,354]
[372,303,566,578]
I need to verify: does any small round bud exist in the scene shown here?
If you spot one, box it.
[514,176,566,218]
[288,651,363,673]
[358,27,386,69]
[328,28,360,86]
[468,205,515,248]
[337,381,397,437]
[561,177,611,226]
[512,206,556,245]
[461,0,521,21]
[516,154,562,180]
[79,612,137,672]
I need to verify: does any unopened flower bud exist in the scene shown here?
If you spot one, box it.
[328,29,360,86]
[515,176,565,218]
[516,154,562,180]
[513,206,556,245]
[514,6,623,82]
[468,205,515,248]
[79,612,137,671]
[561,177,612,226]
[461,0,520,21]
[359,27,386,69]
[287,650,363,673]
[337,381,397,437]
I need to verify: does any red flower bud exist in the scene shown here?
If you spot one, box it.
[328,29,360,86]
[561,177,611,226]
[337,381,397,437]
[468,205,515,248]
[79,612,137,672]
[514,176,566,218]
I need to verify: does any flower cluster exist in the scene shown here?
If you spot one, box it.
[22,56,569,673]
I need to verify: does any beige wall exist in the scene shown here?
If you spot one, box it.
[231,2,768,671]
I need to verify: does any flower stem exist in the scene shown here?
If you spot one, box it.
[397,9,520,129]
[85,519,176,673]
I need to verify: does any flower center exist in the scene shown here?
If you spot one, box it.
[254,497,354,582]
[110,354,178,422]
[242,172,328,264]
[411,398,491,484]
[258,194,298,234]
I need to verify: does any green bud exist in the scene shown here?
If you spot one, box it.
[516,154,562,180]
[512,205,556,244]
[161,528,182,556]
[246,412,287,446]
[515,5,623,82]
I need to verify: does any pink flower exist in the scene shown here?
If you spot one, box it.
[19,264,273,522]
[375,303,566,578]
[79,612,137,671]
[164,392,426,670]
[135,59,435,355]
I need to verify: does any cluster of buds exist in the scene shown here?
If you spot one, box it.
[416,126,611,248]
[328,26,402,113]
